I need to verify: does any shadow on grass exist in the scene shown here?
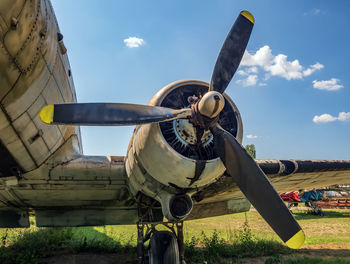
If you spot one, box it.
[0,223,291,264]
[0,227,135,264]
[292,210,350,220]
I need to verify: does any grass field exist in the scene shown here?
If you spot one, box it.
[0,208,349,263]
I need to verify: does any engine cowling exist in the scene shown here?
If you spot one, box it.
[125,80,243,220]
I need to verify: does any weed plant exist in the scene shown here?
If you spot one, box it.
[184,217,291,264]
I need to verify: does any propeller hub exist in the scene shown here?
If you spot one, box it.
[174,119,212,146]
[198,91,225,118]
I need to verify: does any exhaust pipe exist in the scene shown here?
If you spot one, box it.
[158,192,193,221]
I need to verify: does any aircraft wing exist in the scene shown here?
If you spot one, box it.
[2,150,349,227]
[0,135,142,228]
[188,159,350,220]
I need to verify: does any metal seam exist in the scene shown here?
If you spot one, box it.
[5,187,29,208]
[0,103,38,168]
[10,66,51,122]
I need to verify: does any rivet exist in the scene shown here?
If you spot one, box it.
[39,30,46,39]
[10,17,18,29]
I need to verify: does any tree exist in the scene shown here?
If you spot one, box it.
[245,144,256,159]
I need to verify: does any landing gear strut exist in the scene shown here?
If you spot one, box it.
[136,221,185,264]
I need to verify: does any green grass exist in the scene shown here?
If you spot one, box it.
[0,209,349,263]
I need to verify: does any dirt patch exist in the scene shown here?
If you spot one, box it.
[299,242,350,258]
[41,253,135,264]
[41,245,350,264]
[231,243,350,264]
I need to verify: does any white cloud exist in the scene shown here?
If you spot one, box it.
[313,114,337,123]
[265,54,303,80]
[237,70,247,76]
[247,66,258,74]
[312,78,344,91]
[313,112,350,123]
[304,8,322,16]
[241,45,273,67]
[303,62,324,76]
[238,45,324,84]
[123,37,145,48]
[338,112,350,121]
[313,9,321,15]
[237,66,258,76]
[236,74,258,87]
[246,134,258,139]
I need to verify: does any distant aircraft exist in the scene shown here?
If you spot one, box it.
[1,1,349,263]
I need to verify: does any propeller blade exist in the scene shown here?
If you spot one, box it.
[210,10,254,94]
[211,124,305,249]
[40,103,192,126]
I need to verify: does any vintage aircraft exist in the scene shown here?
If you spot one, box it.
[1,1,350,263]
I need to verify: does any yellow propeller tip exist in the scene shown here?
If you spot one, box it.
[240,10,255,24]
[285,230,305,249]
[40,105,54,124]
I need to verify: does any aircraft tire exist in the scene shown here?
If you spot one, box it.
[149,230,180,264]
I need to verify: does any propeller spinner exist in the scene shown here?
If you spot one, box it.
[40,10,305,249]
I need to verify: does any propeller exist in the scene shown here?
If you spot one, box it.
[210,10,254,94]
[211,124,304,249]
[39,10,304,249]
[40,103,192,126]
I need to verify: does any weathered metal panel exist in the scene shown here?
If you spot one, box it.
[17,189,119,202]
[53,54,73,103]
[0,43,21,100]
[3,0,39,59]
[0,149,132,209]
[0,210,29,228]
[12,112,50,164]
[27,94,46,119]
[42,76,64,104]
[0,139,22,177]
[0,0,82,173]
[49,156,127,180]
[35,209,138,227]
[0,122,36,171]
[0,1,26,38]
[34,114,62,151]
[40,0,58,72]
[3,60,50,120]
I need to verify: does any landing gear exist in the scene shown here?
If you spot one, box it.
[136,221,185,264]
[149,230,180,264]
[136,194,186,264]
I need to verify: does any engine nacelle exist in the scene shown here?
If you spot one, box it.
[125,80,243,221]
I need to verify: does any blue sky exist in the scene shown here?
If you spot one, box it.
[51,0,349,160]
